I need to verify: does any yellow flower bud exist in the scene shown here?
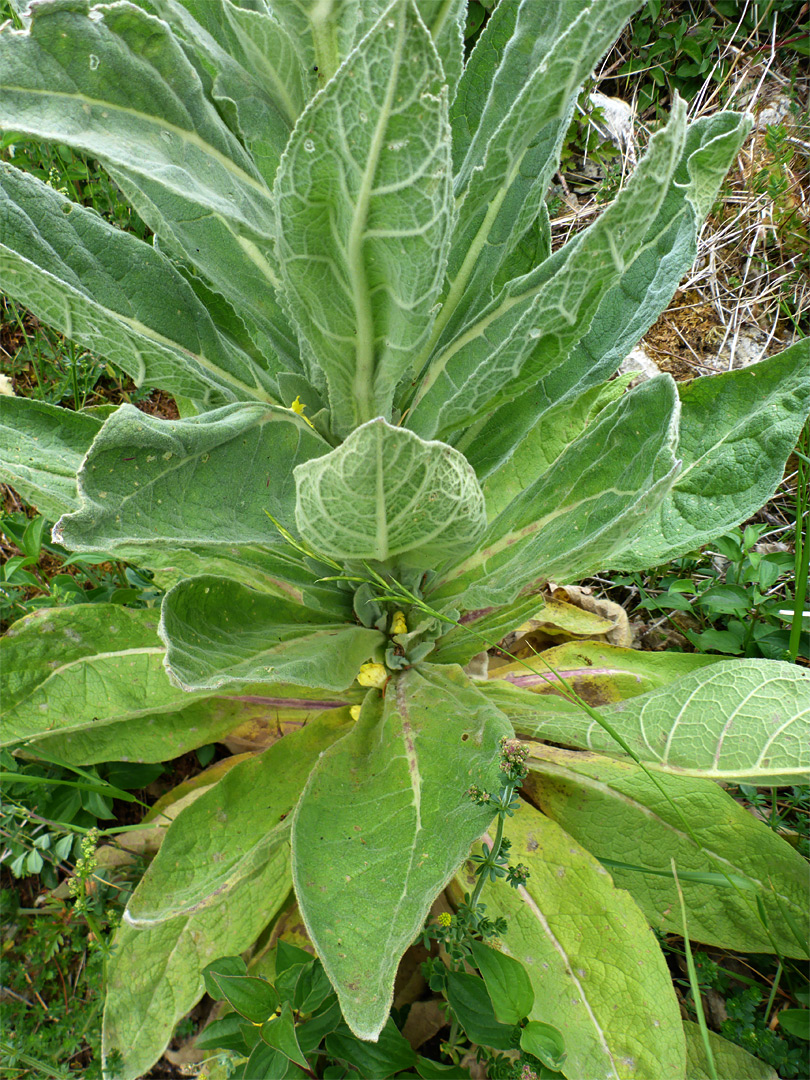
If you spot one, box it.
[356,662,388,689]
[350,705,361,721]
[390,610,407,635]
[437,911,453,928]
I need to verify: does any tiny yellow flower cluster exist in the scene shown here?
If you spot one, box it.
[357,662,388,689]
[437,911,453,928]
[390,610,407,635]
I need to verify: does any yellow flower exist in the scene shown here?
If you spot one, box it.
[437,912,453,928]
[350,705,361,721]
[290,395,315,428]
[390,610,407,635]
[356,662,388,689]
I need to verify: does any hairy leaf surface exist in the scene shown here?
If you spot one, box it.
[474,801,685,1080]
[127,709,352,925]
[616,341,810,568]
[0,163,275,408]
[54,403,328,555]
[525,746,810,958]
[160,575,383,691]
[292,665,510,1039]
[294,418,486,565]
[431,377,680,609]
[683,1022,778,1080]
[274,0,452,433]
[0,397,102,519]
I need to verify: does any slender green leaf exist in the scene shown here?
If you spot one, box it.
[463,110,751,479]
[416,0,466,102]
[294,418,486,566]
[431,376,680,610]
[292,664,510,1039]
[160,575,383,691]
[261,1002,310,1069]
[616,340,810,569]
[444,971,515,1050]
[525,745,810,958]
[409,97,686,439]
[0,396,102,518]
[126,709,352,925]
[54,403,329,556]
[0,163,276,408]
[274,0,453,433]
[476,800,685,1080]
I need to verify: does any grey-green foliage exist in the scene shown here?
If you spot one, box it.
[1,1,809,1077]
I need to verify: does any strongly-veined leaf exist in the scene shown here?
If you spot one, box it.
[126,708,352,925]
[0,163,277,409]
[408,97,686,440]
[480,375,634,513]
[683,1021,778,1080]
[266,0,386,82]
[502,657,808,785]
[430,376,680,610]
[0,0,292,350]
[293,418,486,565]
[413,0,641,382]
[616,340,810,569]
[292,664,511,1039]
[525,745,810,958]
[0,604,202,747]
[160,575,384,691]
[103,838,292,1080]
[274,0,453,434]
[463,110,751,479]
[149,0,307,186]
[53,403,329,556]
[466,801,685,1080]
[485,640,722,712]
[0,396,102,519]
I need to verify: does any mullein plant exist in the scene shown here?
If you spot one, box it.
[0,1,808,1077]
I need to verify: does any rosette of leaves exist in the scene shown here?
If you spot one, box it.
[1,2,808,1078]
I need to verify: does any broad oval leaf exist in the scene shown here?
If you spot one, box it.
[471,800,685,1080]
[274,0,453,434]
[294,418,486,566]
[53,402,329,556]
[525,745,810,958]
[292,664,511,1039]
[160,575,384,692]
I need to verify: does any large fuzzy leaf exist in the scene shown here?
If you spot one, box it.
[525,746,810,958]
[0,397,102,519]
[160,575,383,691]
[104,837,292,1080]
[616,340,810,569]
[292,664,510,1039]
[498,657,809,785]
[126,708,352,925]
[274,0,453,434]
[0,163,276,409]
[408,97,686,439]
[430,376,680,610]
[54,403,329,556]
[471,800,685,1080]
[464,110,751,479]
[294,418,486,565]
[0,0,293,353]
[0,605,200,747]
